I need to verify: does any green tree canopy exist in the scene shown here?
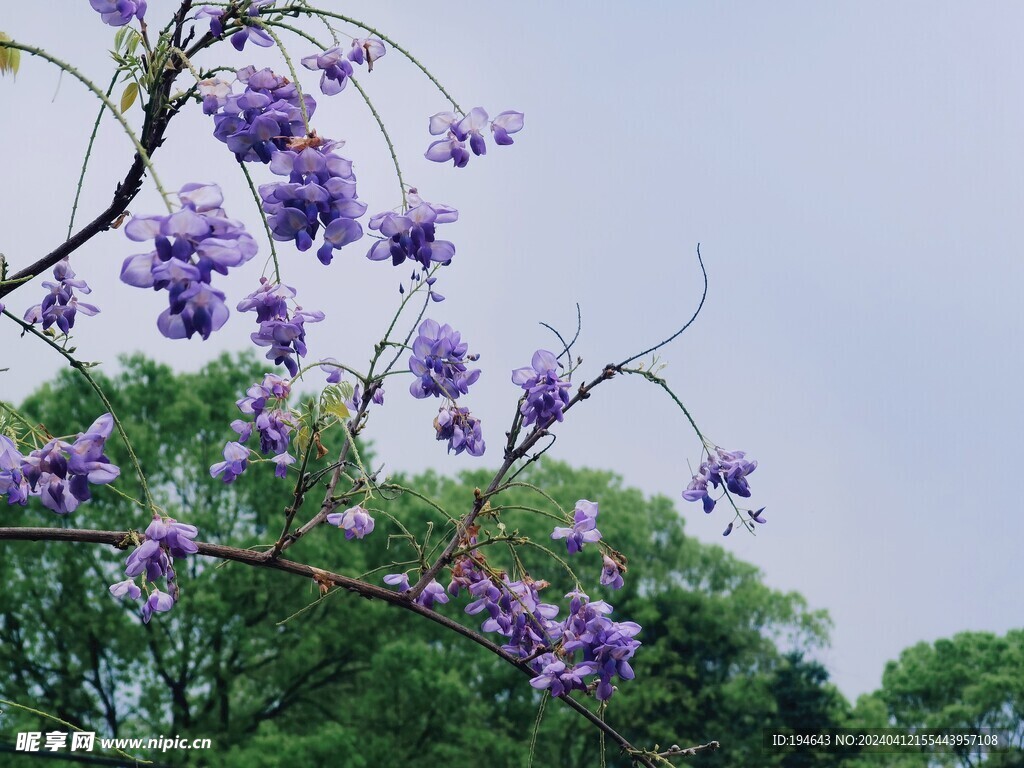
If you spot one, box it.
[1,354,842,767]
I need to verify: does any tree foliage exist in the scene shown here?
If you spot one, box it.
[1,355,840,766]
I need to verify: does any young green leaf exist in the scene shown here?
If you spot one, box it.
[120,81,139,112]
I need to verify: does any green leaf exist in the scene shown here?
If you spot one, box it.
[324,399,351,421]
[125,30,141,56]
[120,81,139,113]
[321,384,352,421]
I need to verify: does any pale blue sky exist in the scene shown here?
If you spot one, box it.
[1,2,1022,701]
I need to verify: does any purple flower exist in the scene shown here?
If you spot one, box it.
[209,66,316,163]
[463,575,561,660]
[407,319,480,401]
[682,447,759,513]
[260,143,366,264]
[146,516,200,558]
[109,579,142,601]
[713,449,758,497]
[383,572,411,591]
[194,6,226,37]
[319,358,344,384]
[366,193,458,271]
[560,591,641,701]
[271,452,295,478]
[491,110,525,145]
[529,654,595,698]
[383,573,449,610]
[117,513,199,622]
[682,470,715,513]
[347,37,386,69]
[456,107,489,157]
[0,435,29,506]
[210,441,249,484]
[228,374,297,478]
[122,183,257,340]
[23,259,99,334]
[747,507,767,524]
[238,279,324,376]
[198,77,232,114]
[433,407,485,456]
[551,499,602,555]
[90,0,146,26]
[301,47,354,95]
[512,350,571,427]
[124,538,168,581]
[64,413,119,485]
[141,589,175,623]
[326,505,375,539]
[416,580,450,610]
[600,555,624,590]
[229,2,276,51]
[17,414,119,515]
[425,107,524,167]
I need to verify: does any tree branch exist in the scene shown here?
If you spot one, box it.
[0,526,675,766]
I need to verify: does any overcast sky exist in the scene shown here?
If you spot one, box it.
[2,2,1022,702]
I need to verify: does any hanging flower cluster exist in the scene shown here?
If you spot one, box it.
[259,140,366,264]
[425,107,524,167]
[110,515,199,623]
[208,66,316,163]
[211,374,296,482]
[121,183,257,340]
[237,278,324,376]
[23,259,99,334]
[0,415,119,514]
[301,37,386,95]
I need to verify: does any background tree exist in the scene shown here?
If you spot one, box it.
[845,631,1024,768]
[1,356,843,766]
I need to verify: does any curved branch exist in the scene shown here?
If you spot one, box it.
[294,7,464,113]
[0,525,664,767]
[0,15,217,300]
[0,39,169,205]
[617,243,707,368]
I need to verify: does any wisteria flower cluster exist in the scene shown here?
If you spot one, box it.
[552,590,641,701]
[0,414,119,514]
[90,0,146,27]
[211,373,296,482]
[344,381,385,411]
[408,319,480,400]
[426,107,524,167]
[110,515,199,622]
[208,66,316,162]
[682,447,759,513]
[383,523,639,701]
[237,278,324,376]
[551,499,602,555]
[301,37,385,95]
[23,259,99,334]
[600,554,625,590]
[367,191,458,272]
[121,183,257,340]
[433,407,485,457]
[512,349,571,427]
[196,2,275,52]
[384,572,450,610]
[260,140,366,264]
[327,505,375,539]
